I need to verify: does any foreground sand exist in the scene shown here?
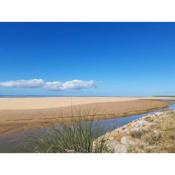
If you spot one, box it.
[0,97,169,135]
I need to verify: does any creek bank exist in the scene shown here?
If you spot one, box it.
[95,110,175,153]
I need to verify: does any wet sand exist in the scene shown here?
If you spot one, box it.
[0,97,169,135]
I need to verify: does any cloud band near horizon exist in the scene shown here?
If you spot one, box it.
[0,79,96,91]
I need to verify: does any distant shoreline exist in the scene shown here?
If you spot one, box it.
[1,95,175,98]
[0,95,147,98]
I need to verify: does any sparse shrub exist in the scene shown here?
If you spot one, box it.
[33,121,111,153]
[141,130,161,145]
[160,111,175,131]
[169,134,175,140]
[144,116,154,122]
[130,129,144,138]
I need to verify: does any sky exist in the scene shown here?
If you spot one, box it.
[0,22,175,96]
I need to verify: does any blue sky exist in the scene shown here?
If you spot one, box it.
[0,22,175,96]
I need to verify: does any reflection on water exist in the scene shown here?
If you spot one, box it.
[0,103,175,152]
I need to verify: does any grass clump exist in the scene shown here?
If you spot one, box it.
[33,121,110,153]
[130,129,144,138]
[144,116,154,122]
[159,111,175,131]
[142,131,161,145]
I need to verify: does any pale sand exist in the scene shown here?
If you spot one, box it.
[0,97,169,135]
[0,97,142,110]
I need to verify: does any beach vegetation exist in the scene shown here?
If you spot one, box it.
[31,120,111,153]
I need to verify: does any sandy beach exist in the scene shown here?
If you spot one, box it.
[0,97,142,110]
[0,97,169,135]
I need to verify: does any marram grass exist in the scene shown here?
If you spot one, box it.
[32,121,112,153]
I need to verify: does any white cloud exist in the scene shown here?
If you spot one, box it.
[0,79,96,91]
[0,79,44,88]
[62,80,96,90]
[44,80,96,91]
[44,81,63,90]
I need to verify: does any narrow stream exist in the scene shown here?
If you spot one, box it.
[0,103,175,152]
[92,103,175,134]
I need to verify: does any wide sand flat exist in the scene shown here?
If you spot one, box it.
[0,97,142,110]
[0,97,169,135]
